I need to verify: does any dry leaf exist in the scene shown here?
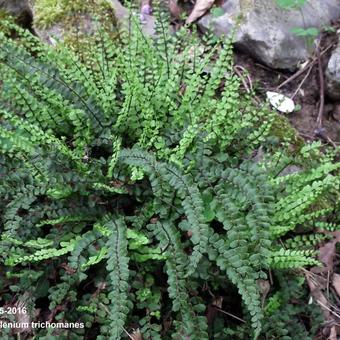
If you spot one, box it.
[306,274,331,319]
[212,296,223,308]
[186,0,215,24]
[131,329,143,340]
[12,293,32,333]
[257,279,271,307]
[319,240,337,270]
[332,273,340,297]
[266,91,295,113]
[328,325,337,340]
[318,231,340,271]
[169,0,182,19]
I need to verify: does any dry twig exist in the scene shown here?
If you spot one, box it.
[276,43,334,90]
[316,40,325,130]
[234,65,253,93]
[215,307,246,323]
[291,65,313,99]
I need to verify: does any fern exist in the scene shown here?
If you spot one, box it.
[149,220,209,338]
[119,148,210,275]
[269,248,320,269]
[0,11,338,340]
[105,217,131,339]
[5,238,78,266]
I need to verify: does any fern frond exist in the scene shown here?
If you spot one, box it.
[119,148,209,275]
[105,216,131,339]
[269,248,320,269]
[149,220,208,338]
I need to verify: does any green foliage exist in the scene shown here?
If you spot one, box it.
[291,27,319,37]
[33,0,113,29]
[276,0,320,49]
[5,238,77,266]
[285,233,331,249]
[276,0,307,10]
[210,7,225,18]
[106,217,131,339]
[290,27,320,49]
[262,272,324,339]
[0,12,338,340]
[269,248,319,268]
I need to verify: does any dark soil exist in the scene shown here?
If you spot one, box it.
[233,27,340,147]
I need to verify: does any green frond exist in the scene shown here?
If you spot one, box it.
[0,14,337,340]
[119,148,209,275]
[105,216,131,339]
[269,248,320,269]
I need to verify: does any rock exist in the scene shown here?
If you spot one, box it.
[34,13,102,45]
[0,0,32,17]
[198,0,340,70]
[109,0,128,24]
[0,0,33,27]
[111,0,157,38]
[31,0,157,45]
[30,0,113,44]
[278,165,302,177]
[326,33,340,100]
[333,102,340,121]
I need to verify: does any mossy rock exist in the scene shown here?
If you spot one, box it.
[31,0,117,46]
[270,114,304,152]
[33,0,113,28]
[0,0,33,29]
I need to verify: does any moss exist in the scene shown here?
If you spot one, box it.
[0,9,11,22]
[269,114,305,152]
[33,0,113,29]
[32,0,117,54]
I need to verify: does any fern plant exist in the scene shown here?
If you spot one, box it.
[0,10,338,340]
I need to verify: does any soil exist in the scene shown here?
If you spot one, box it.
[233,26,340,147]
